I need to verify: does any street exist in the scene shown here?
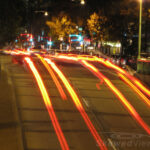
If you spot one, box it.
[1,0,150,149]
[0,53,150,150]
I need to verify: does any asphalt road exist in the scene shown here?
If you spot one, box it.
[0,54,150,150]
[52,59,150,150]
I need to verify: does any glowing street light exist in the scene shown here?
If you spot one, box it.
[138,0,142,59]
[81,0,85,5]
[44,11,48,16]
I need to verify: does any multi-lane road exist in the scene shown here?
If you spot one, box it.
[0,51,150,150]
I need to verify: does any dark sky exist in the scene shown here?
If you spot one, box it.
[46,0,114,17]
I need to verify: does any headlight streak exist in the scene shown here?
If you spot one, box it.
[118,73,150,107]
[36,54,67,100]
[44,58,108,150]
[81,60,150,135]
[24,57,69,150]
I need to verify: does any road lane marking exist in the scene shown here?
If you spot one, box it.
[107,138,118,150]
[82,98,89,108]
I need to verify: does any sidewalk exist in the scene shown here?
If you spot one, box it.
[0,55,23,150]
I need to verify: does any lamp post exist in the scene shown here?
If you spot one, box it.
[138,0,142,59]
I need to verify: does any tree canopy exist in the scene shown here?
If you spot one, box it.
[87,12,107,42]
[46,13,77,41]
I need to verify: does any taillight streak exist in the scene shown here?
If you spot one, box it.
[36,54,67,100]
[48,54,150,98]
[56,55,78,61]
[81,60,150,135]
[118,73,150,107]
[24,57,69,150]
[45,58,107,150]
[97,59,150,98]
[132,79,150,97]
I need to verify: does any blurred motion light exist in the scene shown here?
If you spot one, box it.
[24,57,69,150]
[81,60,150,135]
[45,58,108,150]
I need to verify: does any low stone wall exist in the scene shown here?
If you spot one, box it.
[137,59,150,74]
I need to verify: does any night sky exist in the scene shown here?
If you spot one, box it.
[45,0,116,19]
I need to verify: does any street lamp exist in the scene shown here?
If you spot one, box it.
[138,0,143,59]
[81,0,85,5]
[44,11,48,16]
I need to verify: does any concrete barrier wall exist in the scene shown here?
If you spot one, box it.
[137,60,150,74]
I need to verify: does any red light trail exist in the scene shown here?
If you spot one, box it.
[36,54,67,100]
[81,60,150,135]
[44,58,107,150]
[51,54,150,99]
[97,58,150,98]
[48,53,150,107]
[119,73,150,107]
[24,57,69,150]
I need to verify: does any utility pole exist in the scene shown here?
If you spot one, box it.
[138,0,142,59]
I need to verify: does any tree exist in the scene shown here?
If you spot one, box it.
[103,0,140,55]
[46,13,77,42]
[87,12,107,43]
